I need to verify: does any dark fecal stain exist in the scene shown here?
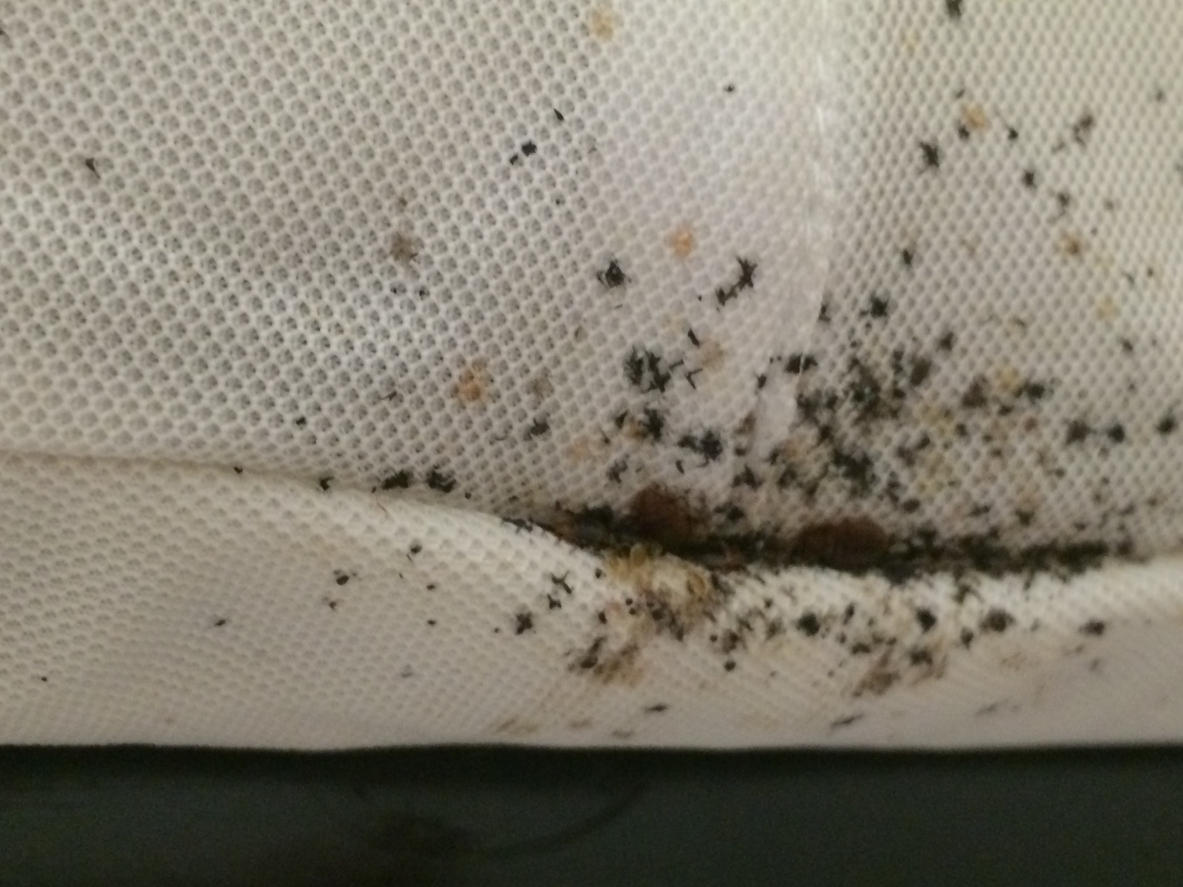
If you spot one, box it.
[232,466,243,474]
[1081,619,1106,636]
[527,416,550,438]
[639,407,665,441]
[831,713,864,730]
[335,574,349,586]
[724,660,737,672]
[920,140,941,170]
[916,608,937,632]
[866,295,891,319]
[627,484,706,552]
[1022,169,1038,189]
[945,0,962,20]
[554,108,565,122]
[607,460,627,484]
[961,377,988,409]
[381,470,413,490]
[213,617,228,628]
[514,611,535,635]
[1007,126,1019,141]
[521,141,537,156]
[1106,423,1126,444]
[294,416,307,427]
[980,608,1014,634]
[1066,419,1091,444]
[960,628,975,647]
[645,703,669,713]
[426,468,456,493]
[795,612,821,637]
[597,260,628,289]
[901,248,915,268]
[1158,413,1177,435]
[937,330,956,351]
[318,476,333,492]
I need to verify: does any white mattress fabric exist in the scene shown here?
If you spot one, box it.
[1,0,1182,748]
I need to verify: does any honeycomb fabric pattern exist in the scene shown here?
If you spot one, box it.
[0,0,1181,748]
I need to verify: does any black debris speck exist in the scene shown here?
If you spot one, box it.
[961,627,975,647]
[646,703,670,713]
[945,0,963,21]
[756,374,767,391]
[554,108,564,121]
[318,476,333,492]
[409,543,423,556]
[901,248,914,268]
[607,460,627,484]
[1007,126,1019,141]
[1022,168,1038,190]
[961,377,988,409]
[795,612,821,637]
[514,611,534,635]
[295,416,307,427]
[1157,413,1177,435]
[84,157,100,178]
[214,618,228,628]
[1106,423,1126,444]
[920,140,942,170]
[597,260,628,289]
[687,328,700,347]
[232,466,243,474]
[1066,419,1091,444]
[1081,619,1106,636]
[335,574,349,586]
[521,140,537,156]
[937,330,956,351]
[916,608,937,632]
[724,660,736,672]
[527,416,550,438]
[867,295,890,319]
[736,257,757,290]
[980,608,1014,634]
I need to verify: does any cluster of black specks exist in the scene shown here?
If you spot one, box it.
[623,347,673,394]
[711,257,758,307]
[514,610,535,635]
[527,416,550,439]
[920,140,942,170]
[378,469,413,491]
[677,430,724,464]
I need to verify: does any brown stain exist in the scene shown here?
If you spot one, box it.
[588,6,617,40]
[698,339,725,371]
[528,372,554,401]
[961,103,989,133]
[669,226,695,259]
[1058,231,1085,257]
[451,359,491,405]
[854,651,899,697]
[390,231,419,265]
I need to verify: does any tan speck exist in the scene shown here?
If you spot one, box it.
[1058,231,1085,257]
[452,359,491,405]
[698,339,725,370]
[669,226,695,259]
[995,365,1022,397]
[528,372,554,401]
[962,103,989,133]
[1096,295,1119,321]
[390,231,419,265]
[588,6,616,40]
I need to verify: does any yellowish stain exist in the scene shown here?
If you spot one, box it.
[588,6,617,41]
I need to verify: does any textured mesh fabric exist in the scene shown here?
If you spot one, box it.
[1,0,1182,748]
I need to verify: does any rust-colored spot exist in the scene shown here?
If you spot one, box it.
[791,518,890,572]
[588,6,617,40]
[452,359,491,405]
[669,226,695,259]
